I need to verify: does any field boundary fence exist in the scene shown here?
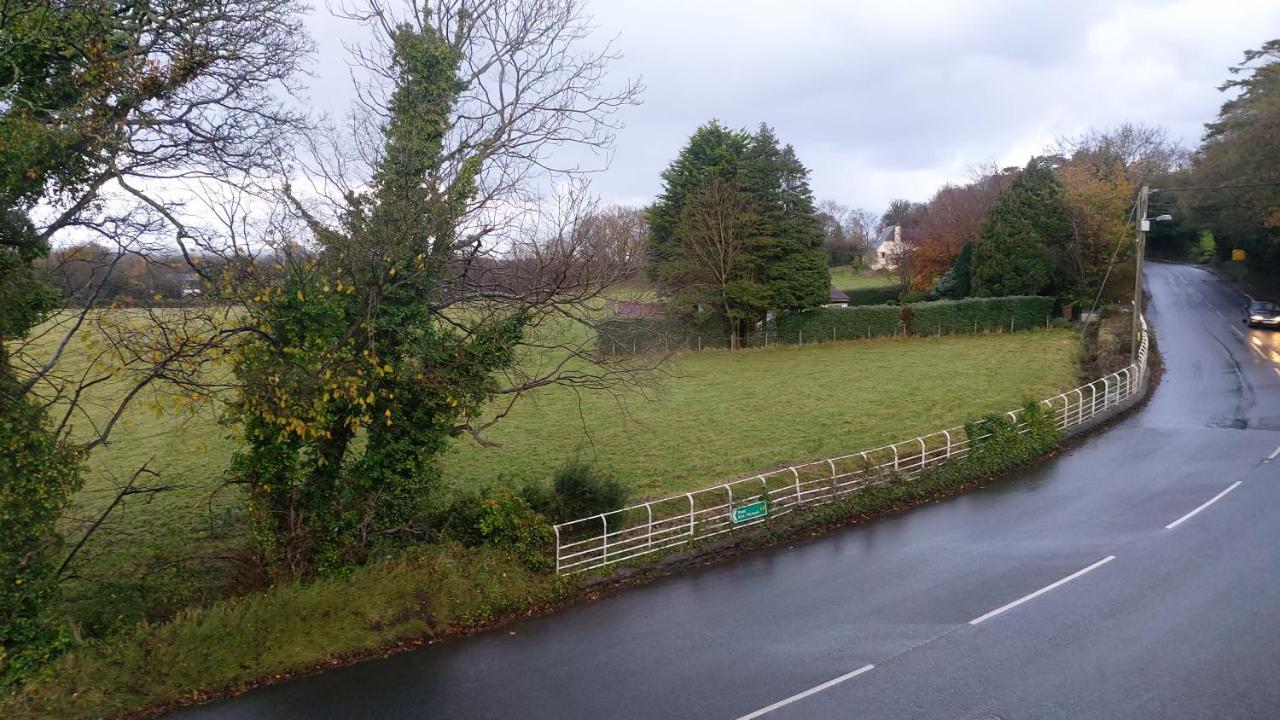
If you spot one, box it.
[555,315,1150,575]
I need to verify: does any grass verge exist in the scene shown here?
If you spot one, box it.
[3,544,564,720]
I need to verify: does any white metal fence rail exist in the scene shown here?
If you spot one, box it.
[555,316,1150,575]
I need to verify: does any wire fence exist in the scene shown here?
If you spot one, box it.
[596,314,1057,355]
[554,316,1150,575]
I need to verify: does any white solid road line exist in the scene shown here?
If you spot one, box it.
[1165,481,1244,530]
[735,664,875,720]
[969,556,1116,626]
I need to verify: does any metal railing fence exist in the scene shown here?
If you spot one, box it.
[555,316,1150,575]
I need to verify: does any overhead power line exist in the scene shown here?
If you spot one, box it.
[1153,180,1280,193]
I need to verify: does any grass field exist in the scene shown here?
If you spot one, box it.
[36,319,1080,633]
[7,317,1083,719]
[828,265,897,290]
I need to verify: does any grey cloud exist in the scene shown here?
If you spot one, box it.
[301,0,1280,212]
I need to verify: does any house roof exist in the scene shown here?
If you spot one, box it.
[616,301,665,318]
[828,286,850,303]
[874,225,898,249]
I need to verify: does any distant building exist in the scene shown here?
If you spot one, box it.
[869,225,904,271]
[615,301,665,318]
[826,286,850,308]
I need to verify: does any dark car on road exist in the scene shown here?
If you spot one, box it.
[1245,299,1280,328]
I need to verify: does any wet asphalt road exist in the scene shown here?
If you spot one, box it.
[174,262,1280,720]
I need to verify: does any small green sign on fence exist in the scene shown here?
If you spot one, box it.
[731,500,768,523]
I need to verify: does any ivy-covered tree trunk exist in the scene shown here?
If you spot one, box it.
[0,225,82,685]
[228,17,530,575]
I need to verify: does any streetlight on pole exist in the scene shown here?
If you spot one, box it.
[1132,184,1171,363]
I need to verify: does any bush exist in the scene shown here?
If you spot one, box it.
[1195,231,1216,263]
[908,296,1054,336]
[443,489,554,571]
[1,395,82,687]
[771,304,902,343]
[522,458,630,523]
[841,286,900,306]
[961,401,1059,477]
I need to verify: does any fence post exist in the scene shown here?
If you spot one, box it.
[791,466,802,506]
[553,524,561,574]
[686,493,695,539]
[943,429,952,460]
[799,329,803,345]
[600,513,608,562]
[646,503,653,550]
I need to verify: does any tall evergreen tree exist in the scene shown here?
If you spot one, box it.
[969,157,1072,297]
[742,126,829,311]
[648,122,828,340]
[647,121,748,283]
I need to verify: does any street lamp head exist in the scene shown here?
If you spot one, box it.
[1153,214,1173,222]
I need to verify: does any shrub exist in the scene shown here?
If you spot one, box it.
[523,458,630,523]
[771,304,902,343]
[961,401,1059,477]
[841,286,900,306]
[908,296,1054,336]
[1,394,82,687]
[1195,231,1216,263]
[443,489,554,571]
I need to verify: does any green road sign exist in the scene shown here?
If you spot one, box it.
[731,500,768,523]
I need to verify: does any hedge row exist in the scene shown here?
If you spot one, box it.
[597,296,1057,354]
[772,304,903,343]
[841,286,900,306]
[910,296,1055,336]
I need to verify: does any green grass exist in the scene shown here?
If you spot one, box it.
[5,316,1081,719]
[446,330,1080,499]
[20,311,1078,637]
[4,544,561,720]
[827,265,897,290]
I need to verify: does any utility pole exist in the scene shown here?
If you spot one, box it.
[1131,184,1149,364]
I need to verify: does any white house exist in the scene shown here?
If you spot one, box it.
[869,225,904,271]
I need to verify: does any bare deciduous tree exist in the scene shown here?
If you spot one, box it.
[676,177,757,349]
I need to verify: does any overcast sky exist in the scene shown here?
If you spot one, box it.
[303,0,1280,216]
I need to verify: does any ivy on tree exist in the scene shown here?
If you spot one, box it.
[229,23,525,575]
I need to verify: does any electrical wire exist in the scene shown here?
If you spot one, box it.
[1079,195,1140,341]
[1153,180,1280,192]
